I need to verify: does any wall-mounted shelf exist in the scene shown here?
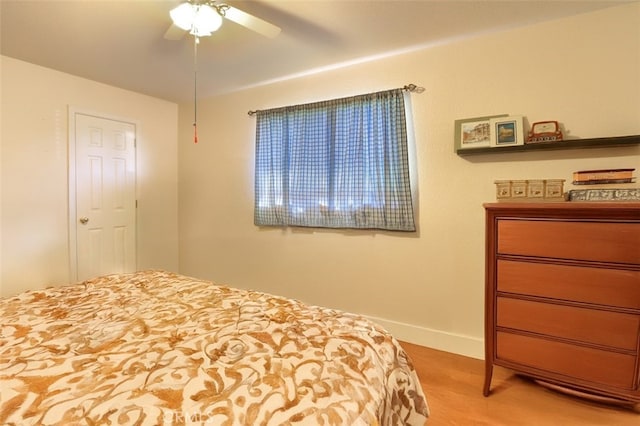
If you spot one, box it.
[456,135,640,157]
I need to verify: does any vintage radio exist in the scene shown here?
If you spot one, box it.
[527,121,563,143]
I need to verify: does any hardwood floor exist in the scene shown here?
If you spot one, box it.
[400,342,640,425]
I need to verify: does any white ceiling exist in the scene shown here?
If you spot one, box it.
[1,0,632,103]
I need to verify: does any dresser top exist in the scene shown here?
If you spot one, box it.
[484,202,640,220]
[484,202,640,210]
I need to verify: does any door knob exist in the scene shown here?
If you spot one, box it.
[79,217,89,225]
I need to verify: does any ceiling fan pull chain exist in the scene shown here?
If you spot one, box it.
[193,36,199,144]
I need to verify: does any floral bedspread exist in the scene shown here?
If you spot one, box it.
[0,270,429,425]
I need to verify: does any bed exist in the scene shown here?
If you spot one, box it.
[0,270,429,425]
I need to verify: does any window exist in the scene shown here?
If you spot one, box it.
[254,88,415,231]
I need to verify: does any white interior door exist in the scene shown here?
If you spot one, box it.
[73,113,136,282]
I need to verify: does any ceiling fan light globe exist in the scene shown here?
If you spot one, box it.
[193,4,223,36]
[169,3,195,31]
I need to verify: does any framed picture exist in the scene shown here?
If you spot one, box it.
[490,116,525,147]
[454,114,508,151]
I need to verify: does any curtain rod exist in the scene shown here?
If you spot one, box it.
[247,83,424,116]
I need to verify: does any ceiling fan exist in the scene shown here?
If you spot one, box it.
[166,1,280,144]
[164,0,281,40]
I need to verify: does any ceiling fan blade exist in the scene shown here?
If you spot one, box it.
[164,23,187,40]
[222,5,281,38]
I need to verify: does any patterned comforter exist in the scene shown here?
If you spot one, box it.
[0,270,429,425]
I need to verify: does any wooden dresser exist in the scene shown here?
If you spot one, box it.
[483,202,640,403]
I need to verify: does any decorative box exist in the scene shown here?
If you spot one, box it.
[511,180,528,198]
[545,179,565,198]
[568,188,640,202]
[494,179,565,202]
[495,181,511,198]
[527,180,545,198]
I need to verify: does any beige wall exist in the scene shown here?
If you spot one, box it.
[178,4,640,359]
[0,55,3,300]
[1,56,180,297]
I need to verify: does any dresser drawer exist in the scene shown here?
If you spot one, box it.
[497,260,640,309]
[496,331,637,390]
[497,220,640,264]
[497,297,640,350]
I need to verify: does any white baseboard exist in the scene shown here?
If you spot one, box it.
[365,315,484,360]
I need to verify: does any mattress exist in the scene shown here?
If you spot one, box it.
[0,270,429,425]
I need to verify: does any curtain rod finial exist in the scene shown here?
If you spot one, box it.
[403,84,425,93]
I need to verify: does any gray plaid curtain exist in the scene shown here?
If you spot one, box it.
[254,88,415,231]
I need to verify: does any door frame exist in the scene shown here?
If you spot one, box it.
[68,107,139,283]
